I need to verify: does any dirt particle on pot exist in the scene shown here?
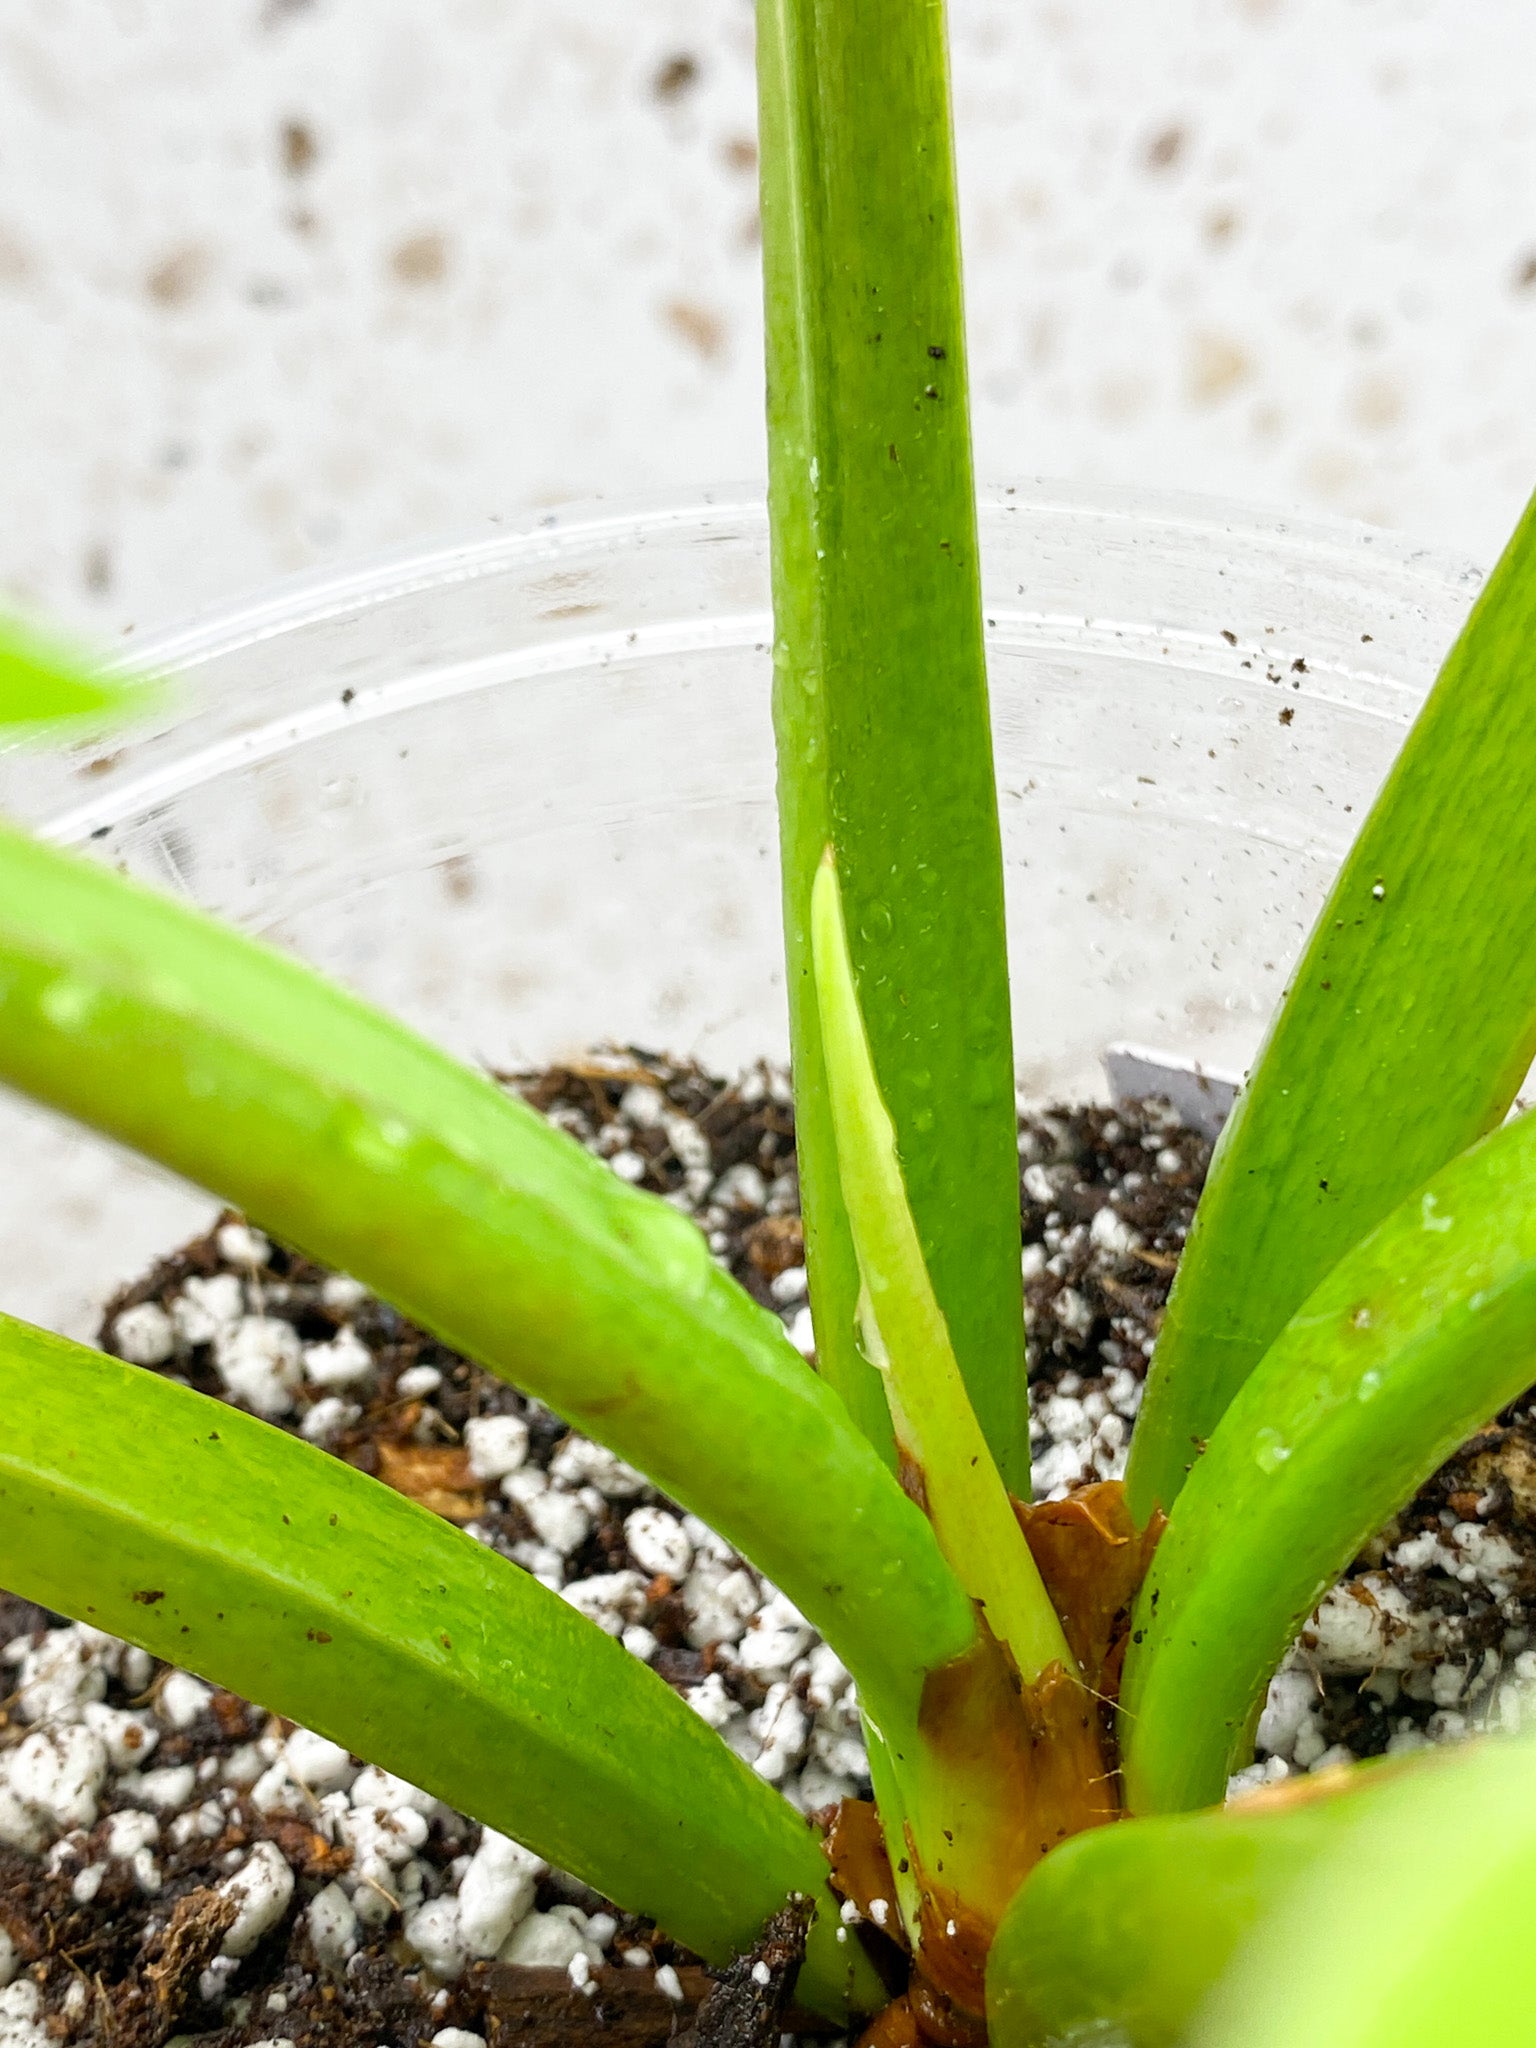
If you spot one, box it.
[661,299,726,363]
[145,243,212,308]
[1144,123,1187,171]
[390,231,450,287]
[279,118,318,178]
[652,54,699,102]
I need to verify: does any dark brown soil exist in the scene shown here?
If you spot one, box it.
[6,1053,1533,2047]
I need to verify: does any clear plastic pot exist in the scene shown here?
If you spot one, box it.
[0,484,1480,1337]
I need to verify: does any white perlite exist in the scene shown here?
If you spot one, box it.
[216,1223,271,1268]
[172,1273,244,1346]
[302,1326,375,1391]
[130,1764,197,1809]
[0,1980,51,2048]
[9,1725,109,1830]
[456,1830,545,1956]
[158,1670,213,1730]
[218,1840,296,1956]
[283,1727,355,1795]
[213,1316,303,1417]
[561,1572,648,1638]
[307,1882,360,1970]
[501,1911,601,1969]
[548,1437,647,1499]
[81,1700,158,1770]
[463,1414,530,1480]
[1230,1506,1536,1799]
[402,1897,468,1982]
[301,1395,356,1444]
[111,1301,176,1366]
[624,1506,693,1580]
[13,1625,111,1721]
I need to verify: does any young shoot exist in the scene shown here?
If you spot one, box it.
[810,847,1072,1687]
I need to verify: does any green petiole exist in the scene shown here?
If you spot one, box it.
[810,848,1072,1686]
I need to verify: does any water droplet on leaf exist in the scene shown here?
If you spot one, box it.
[1254,1427,1292,1473]
[40,975,101,1032]
[967,1060,1001,1108]
[334,1103,415,1173]
[1420,1191,1454,1233]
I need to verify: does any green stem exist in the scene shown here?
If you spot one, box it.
[862,1727,926,1949]
[811,849,1090,1965]
[756,0,1029,1491]
[812,851,1071,1683]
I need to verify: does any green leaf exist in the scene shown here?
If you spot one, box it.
[987,1762,1410,2048]
[810,849,1084,1961]
[756,0,1028,1490]
[810,849,1071,1684]
[0,820,977,1763]
[1189,1733,1536,2048]
[0,619,158,738]
[1128,491,1536,1523]
[0,1315,878,2019]
[1120,1103,1536,1815]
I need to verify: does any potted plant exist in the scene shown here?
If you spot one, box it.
[2,1,1536,2044]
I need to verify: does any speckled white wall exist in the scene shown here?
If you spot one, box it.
[2,0,1535,639]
